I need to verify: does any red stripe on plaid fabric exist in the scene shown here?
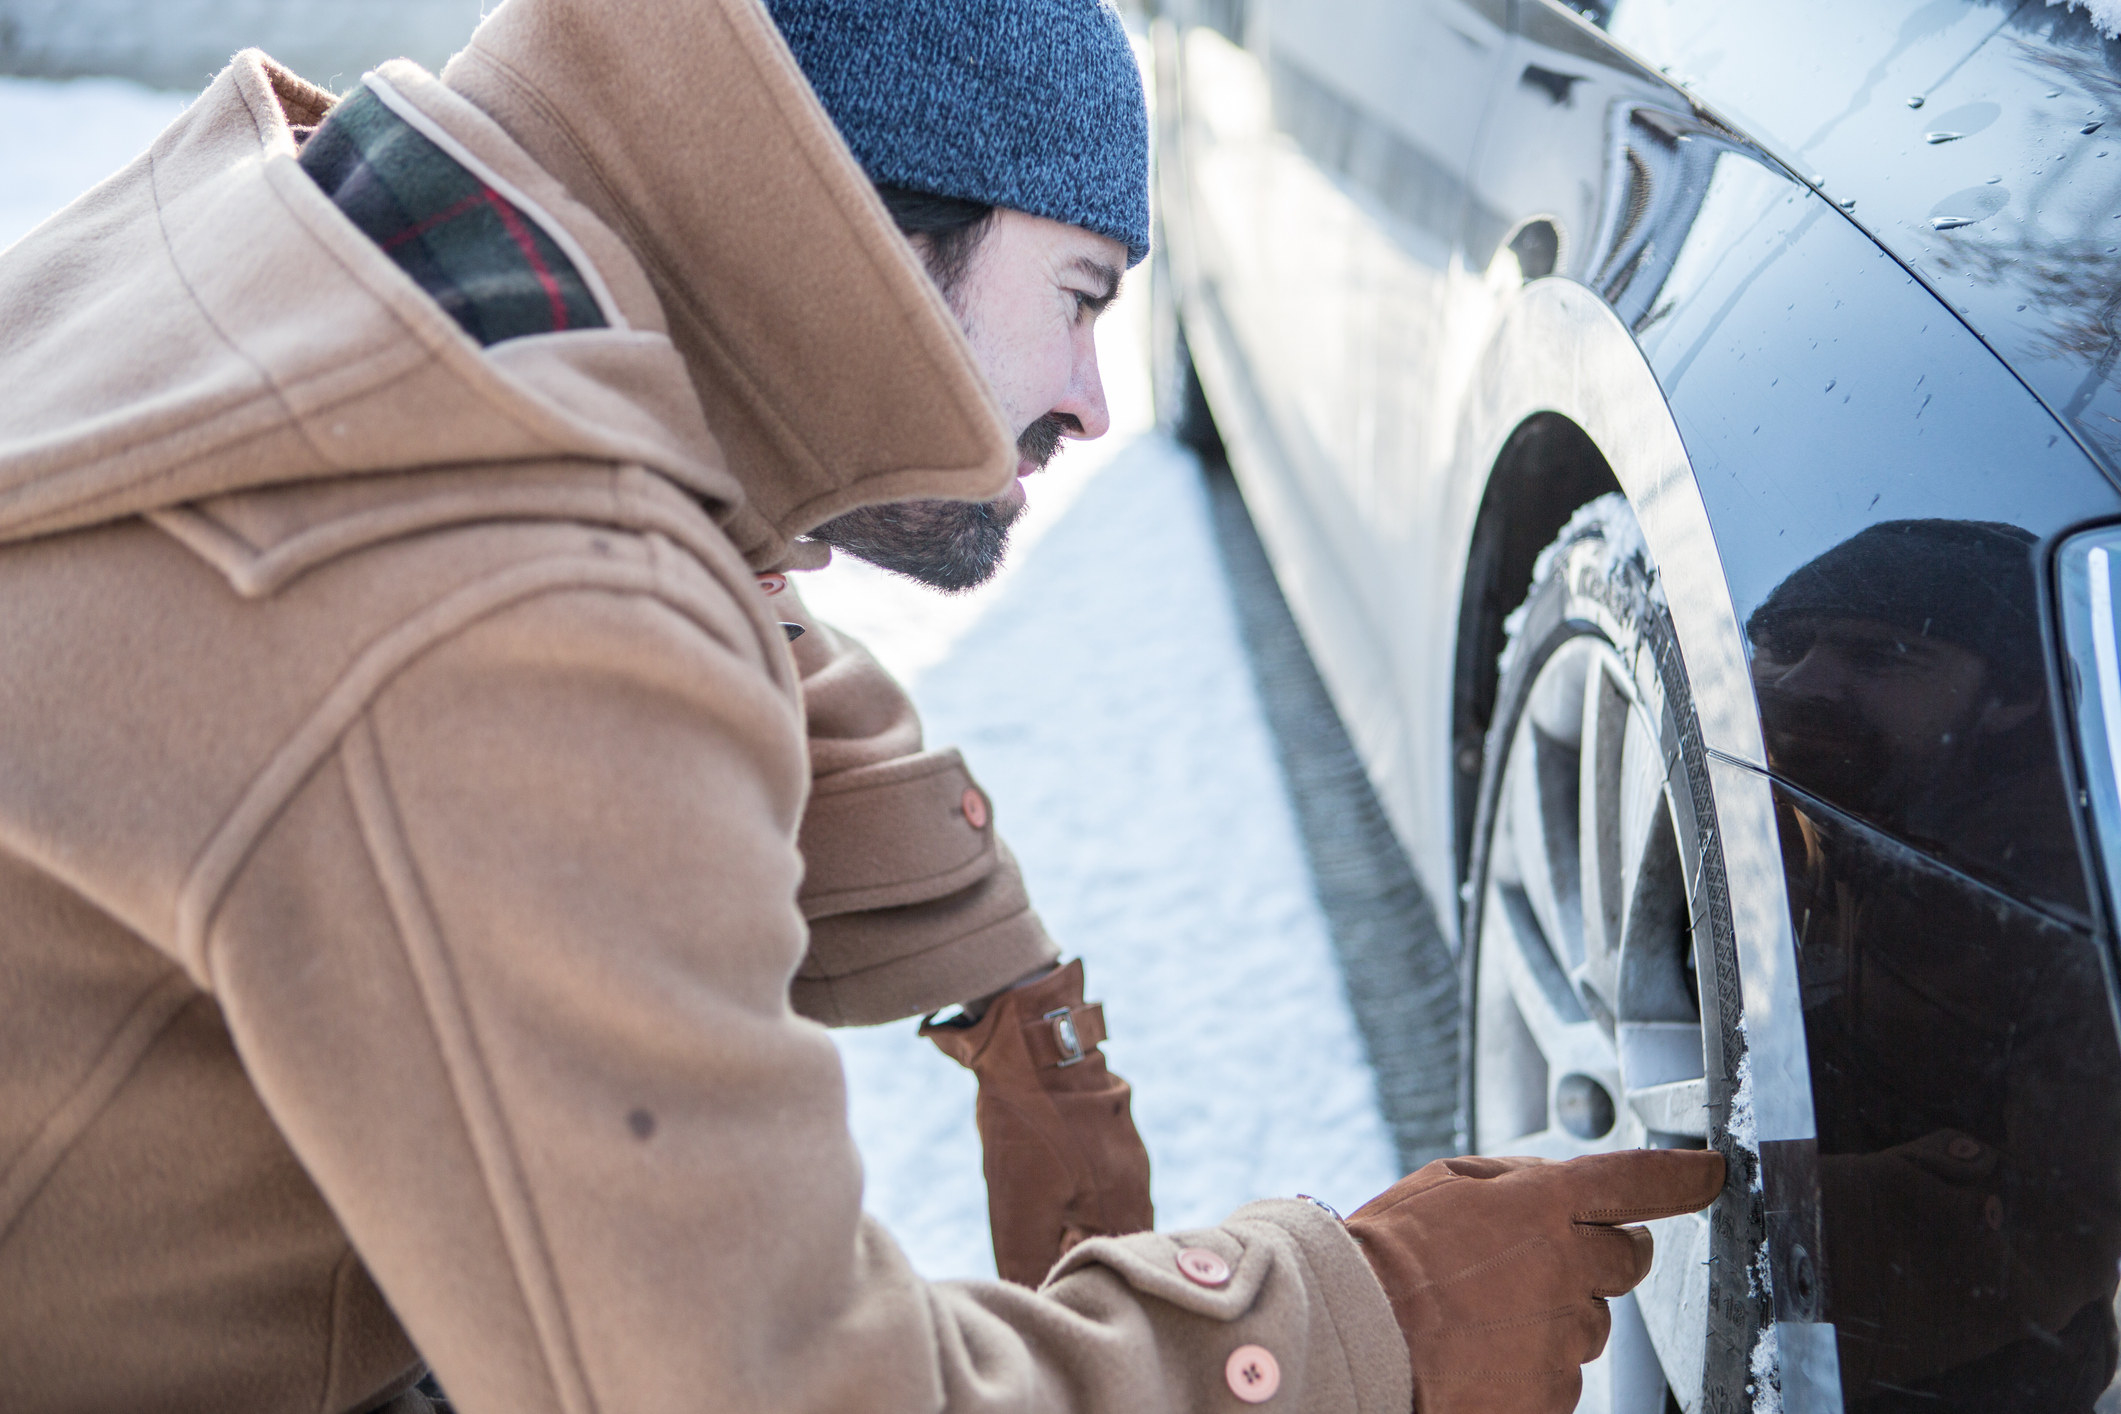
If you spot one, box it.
[379,190,490,252]
[376,184,570,333]
[484,190,570,333]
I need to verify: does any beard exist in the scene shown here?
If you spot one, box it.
[809,413,1069,592]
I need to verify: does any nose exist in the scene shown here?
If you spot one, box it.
[1053,324,1111,442]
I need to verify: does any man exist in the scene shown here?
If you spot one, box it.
[0,0,1720,1411]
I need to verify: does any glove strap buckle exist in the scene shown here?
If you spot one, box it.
[1043,1007,1087,1067]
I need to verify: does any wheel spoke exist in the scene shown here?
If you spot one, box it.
[1487,882,1605,1069]
[1578,661,1631,995]
[1617,702,1677,920]
[1617,1020,1705,1087]
[1502,715,1583,969]
[1478,873,1619,1152]
[1635,1211,1711,1413]
[1625,1077,1709,1139]
[1496,885,1587,1025]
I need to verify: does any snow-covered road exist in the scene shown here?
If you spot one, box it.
[0,72,1401,1282]
[810,428,1400,1277]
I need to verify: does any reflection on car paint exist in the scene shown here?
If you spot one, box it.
[1603,0,2121,478]
[1748,522,2082,910]
[1775,783,2121,1411]
[1595,110,2110,922]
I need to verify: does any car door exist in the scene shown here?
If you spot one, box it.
[1159,0,1513,905]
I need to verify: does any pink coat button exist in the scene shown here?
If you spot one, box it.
[1176,1247,1231,1287]
[962,787,989,829]
[1225,1345,1280,1403]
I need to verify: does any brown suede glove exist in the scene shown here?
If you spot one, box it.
[922,958,1154,1285]
[1347,1148,1726,1414]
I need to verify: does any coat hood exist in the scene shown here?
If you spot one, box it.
[0,0,1016,569]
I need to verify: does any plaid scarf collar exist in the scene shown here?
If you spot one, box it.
[300,79,609,348]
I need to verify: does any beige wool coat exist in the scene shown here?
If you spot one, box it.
[0,1,1412,1411]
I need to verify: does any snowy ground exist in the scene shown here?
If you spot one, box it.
[807,305,1401,1275]
[0,72,1401,1283]
[800,175,1399,1278]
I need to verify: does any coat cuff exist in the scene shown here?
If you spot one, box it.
[789,858,1059,1027]
[1044,1198,1412,1413]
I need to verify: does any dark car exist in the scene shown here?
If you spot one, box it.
[1149,1,2121,1410]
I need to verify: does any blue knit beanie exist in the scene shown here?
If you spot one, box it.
[765,0,1150,266]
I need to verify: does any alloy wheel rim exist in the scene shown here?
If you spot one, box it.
[1474,633,1715,1412]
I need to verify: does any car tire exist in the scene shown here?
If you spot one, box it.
[1460,494,1765,1414]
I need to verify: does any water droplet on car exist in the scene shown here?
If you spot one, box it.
[1925,131,1965,144]
[1907,95,1926,108]
[1808,173,1824,185]
[2017,303,2028,311]
[1987,175,2003,183]
[1931,215,1977,230]
[2049,88,2064,98]
[1837,197,1857,210]
[2085,122,2105,135]
[1824,379,1837,392]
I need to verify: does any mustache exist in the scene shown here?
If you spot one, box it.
[1017,413,1074,471]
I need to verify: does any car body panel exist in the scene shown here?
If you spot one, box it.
[1603,0,2121,478]
[1480,1,2117,922]
[1167,0,2121,927]
[1776,780,2121,1408]
[1155,0,2121,1407]
[1169,14,1472,926]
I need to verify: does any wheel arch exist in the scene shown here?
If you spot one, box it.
[1448,279,1800,1109]
[1450,412,1620,887]
[1450,276,1839,1409]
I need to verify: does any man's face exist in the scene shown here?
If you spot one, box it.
[1750,615,2006,811]
[812,209,1126,591]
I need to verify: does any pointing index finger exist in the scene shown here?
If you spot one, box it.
[1558,1148,1727,1225]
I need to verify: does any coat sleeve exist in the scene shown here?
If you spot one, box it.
[783,584,1059,1025]
[200,576,1408,1414]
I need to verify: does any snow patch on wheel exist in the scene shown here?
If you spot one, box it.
[1500,493,1664,670]
[1750,1320,1783,1414]
[1729,1048,1759,1177]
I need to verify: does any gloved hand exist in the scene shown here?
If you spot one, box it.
[923,958,1154,1285]
[1347,1148,1725,1414]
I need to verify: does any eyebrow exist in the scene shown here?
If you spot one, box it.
[1069,256,1123,307]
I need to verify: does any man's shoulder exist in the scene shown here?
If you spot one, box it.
[155,458,741,599]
